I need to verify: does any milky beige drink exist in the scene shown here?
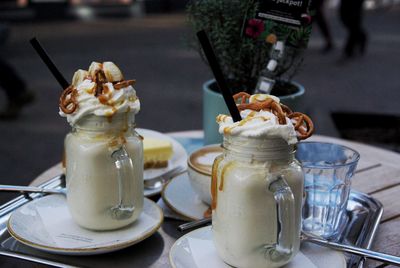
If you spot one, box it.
[60,62,143,230]
[212,93,313,268]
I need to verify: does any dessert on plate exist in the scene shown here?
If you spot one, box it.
[143,137,173,169]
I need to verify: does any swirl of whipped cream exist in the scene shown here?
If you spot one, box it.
[59,62,140,125]
[216,95,298,144]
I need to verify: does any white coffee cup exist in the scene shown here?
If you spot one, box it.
[187,144,223,205]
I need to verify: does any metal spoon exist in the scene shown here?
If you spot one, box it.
[0,185,66,195]
[178,217,211,232]
[302,234,400,266]
[0,166,187,196]
[143,165,186,190]
[178,218,400,267]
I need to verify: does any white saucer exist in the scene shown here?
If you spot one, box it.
[7,195,163,255]
[162,172,209,220]
[169,226,347,268]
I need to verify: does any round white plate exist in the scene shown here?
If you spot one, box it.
[162,172,209,220]
[169,226,347,268]
[7,195,163,255]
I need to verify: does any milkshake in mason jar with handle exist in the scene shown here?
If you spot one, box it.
[59,61,143,231]
[212,92,314,268]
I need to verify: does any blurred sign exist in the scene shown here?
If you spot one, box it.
[256,0,312,27]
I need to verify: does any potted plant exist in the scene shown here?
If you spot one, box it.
[186,0,312,144]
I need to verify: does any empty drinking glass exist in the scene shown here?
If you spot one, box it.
[296,142,360,239]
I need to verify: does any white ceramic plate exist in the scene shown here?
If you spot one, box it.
[162,172,209,220]
[169,226,347,268]
[7,195,163,255]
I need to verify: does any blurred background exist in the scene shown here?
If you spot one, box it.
[0,0,399,207]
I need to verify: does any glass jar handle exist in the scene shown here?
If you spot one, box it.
[265,174,295,262]
[110,146,135,220]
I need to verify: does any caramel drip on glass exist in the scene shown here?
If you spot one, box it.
[108,135,127,148]
[219,161,234,191]
[61,149,66,169]
[203,207,212,218]
[211,155,223,210]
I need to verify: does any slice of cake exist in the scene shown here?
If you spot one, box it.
[143,137,173,169]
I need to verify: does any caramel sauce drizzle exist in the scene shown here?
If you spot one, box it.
[248,111,257,117]
[98,94,109,105]
[223,116,270,135]
[232,92,314,140]
[203,207,212,218]
[61,149,66,169]
[108,135,127,148]
[238,116,270,126]
[216,114,229,123]
[223,126,232,135]
[219,161,234,192]
[211,155,223,210]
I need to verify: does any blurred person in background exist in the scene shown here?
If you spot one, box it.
[339,0,368,58]
[0,23,34,120]
[314,0,334,53]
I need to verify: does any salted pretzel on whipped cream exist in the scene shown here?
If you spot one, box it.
[59,85,78,114]
[59,62,137,115]
[232,92,314,140]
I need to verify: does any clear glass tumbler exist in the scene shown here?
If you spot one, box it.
[296,142,360,239]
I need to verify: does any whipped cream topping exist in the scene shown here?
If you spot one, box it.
[59,62,140,125]
[217,94,298,144]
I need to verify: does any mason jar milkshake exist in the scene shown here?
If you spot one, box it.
[212,93,314,268]
[60,62,143,230]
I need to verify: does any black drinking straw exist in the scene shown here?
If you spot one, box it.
[196,30,242,122]
[30,37,69,90]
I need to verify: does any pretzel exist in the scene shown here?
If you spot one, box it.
[280,104,293,116]
[233,92,251,104]
[59,85,78,114]
[114,79,136,90]
[234,96,286,124]
[288,112,314,140]
[237,98,273,111]
[270,101,286,125]
[231,91,314,140]
[94,69,107,96]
